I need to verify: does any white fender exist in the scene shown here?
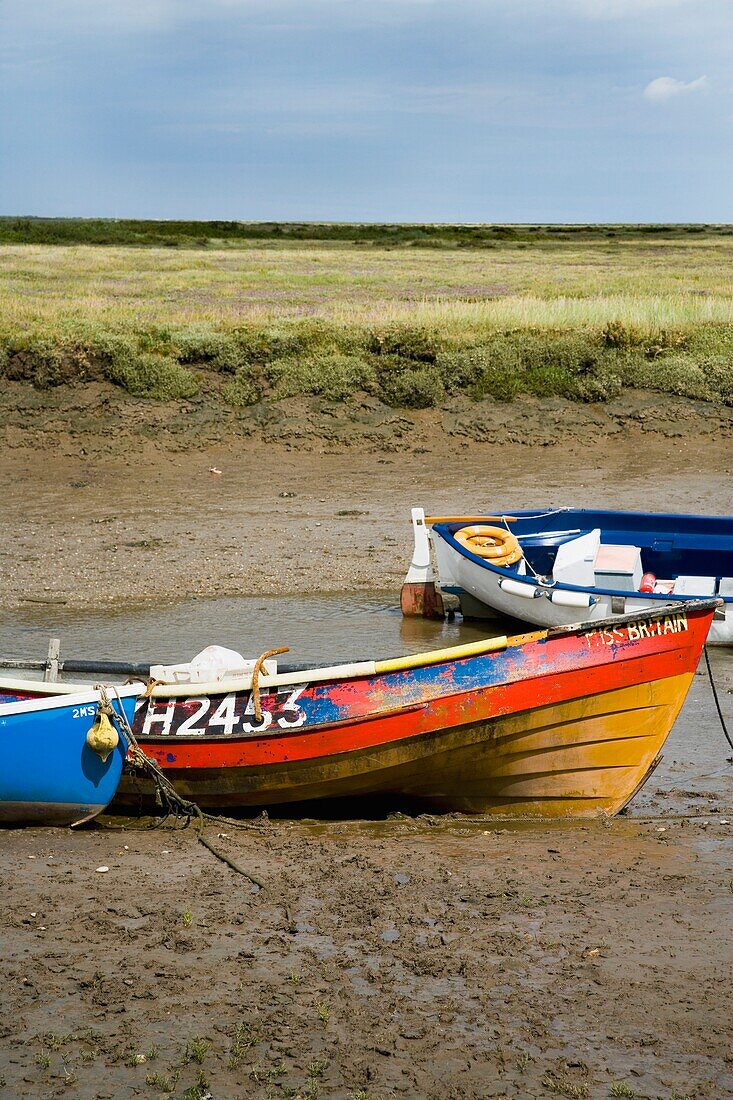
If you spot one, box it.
[548,589,597,608]
[499,577,542,599]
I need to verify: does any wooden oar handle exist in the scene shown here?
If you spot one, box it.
[423,515,518,525]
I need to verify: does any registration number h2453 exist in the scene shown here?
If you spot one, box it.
[138,687,307,737]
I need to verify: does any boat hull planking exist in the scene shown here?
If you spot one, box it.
[0,686,140,826]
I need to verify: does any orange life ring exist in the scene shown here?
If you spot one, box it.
[454,525,523,567]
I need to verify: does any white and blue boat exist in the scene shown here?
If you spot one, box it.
[0,683,142,826]
[405,507,733,645]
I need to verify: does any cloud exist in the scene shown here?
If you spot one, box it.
[643,75,709,102]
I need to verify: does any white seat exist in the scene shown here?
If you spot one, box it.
[553,529,601,588]
[718,578,733,597]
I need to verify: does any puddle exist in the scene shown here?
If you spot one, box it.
[381,928,400,942]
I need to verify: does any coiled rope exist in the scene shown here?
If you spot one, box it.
[498,514,554,586]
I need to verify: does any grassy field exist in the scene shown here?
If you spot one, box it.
[1,223,732,408]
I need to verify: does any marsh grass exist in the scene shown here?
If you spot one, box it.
[42,1033,73,1051]
[145,1070,178,1093]
[1,235,731,410]
[229,1021,263,1068]
[541,1075,589,1098]
[181,1038,208,1065]
[181,1070,210,1100]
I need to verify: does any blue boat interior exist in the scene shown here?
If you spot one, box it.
[435,508,733,599]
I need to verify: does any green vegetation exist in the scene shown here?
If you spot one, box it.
[41,1033,73,1051]
[541,1074,589,1098]
[181,1070,210,1100]
[145,1070,178,1093]
[1,217,731,249]
[181,1038,208,1065]
[3,316,732,409]
[229,1021,263,1069]
[1,225,732,410]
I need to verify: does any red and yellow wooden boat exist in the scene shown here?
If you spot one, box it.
[0,600,716,818]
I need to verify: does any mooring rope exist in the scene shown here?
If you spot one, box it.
[102,685,265,888]
[251,646,290,722]
[703,646,733,756]
[499,515,554,585]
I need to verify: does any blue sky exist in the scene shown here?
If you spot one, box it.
[1,0,731,222]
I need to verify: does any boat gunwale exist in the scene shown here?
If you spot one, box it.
[0,680,144,717]
[546,596,721,634]
[123,604,712,746]
[131,663,684,748]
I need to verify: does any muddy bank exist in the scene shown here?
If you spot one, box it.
[1,812,732,1100]
[1,388,732,614]
[3,379,733,458]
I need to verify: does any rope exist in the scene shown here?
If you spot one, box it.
[499,516,554,586]
[703,647,733,756]
[517,508,566,521]
[142,678,162,699]
[251,647,289,722]
[107,686,265,888]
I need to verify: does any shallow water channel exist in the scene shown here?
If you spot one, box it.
[1,592,486,666]
[1,593,731,818]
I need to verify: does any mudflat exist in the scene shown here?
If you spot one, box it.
[1,429,732,1099]
[1,811,732,1100]
[1,413,731,613]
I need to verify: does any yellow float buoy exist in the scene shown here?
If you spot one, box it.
[86,709,119,763]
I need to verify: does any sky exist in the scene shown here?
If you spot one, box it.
[1,0,731,222]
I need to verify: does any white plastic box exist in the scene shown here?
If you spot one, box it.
[594,544,643,592]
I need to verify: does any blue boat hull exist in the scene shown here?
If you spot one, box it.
[0,689,139,826]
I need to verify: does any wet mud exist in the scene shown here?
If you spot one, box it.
[1,402,733,1098]
[1,809,732,1100]
[2,380,733,461]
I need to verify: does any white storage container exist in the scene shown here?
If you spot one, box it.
[594,544,643,592]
